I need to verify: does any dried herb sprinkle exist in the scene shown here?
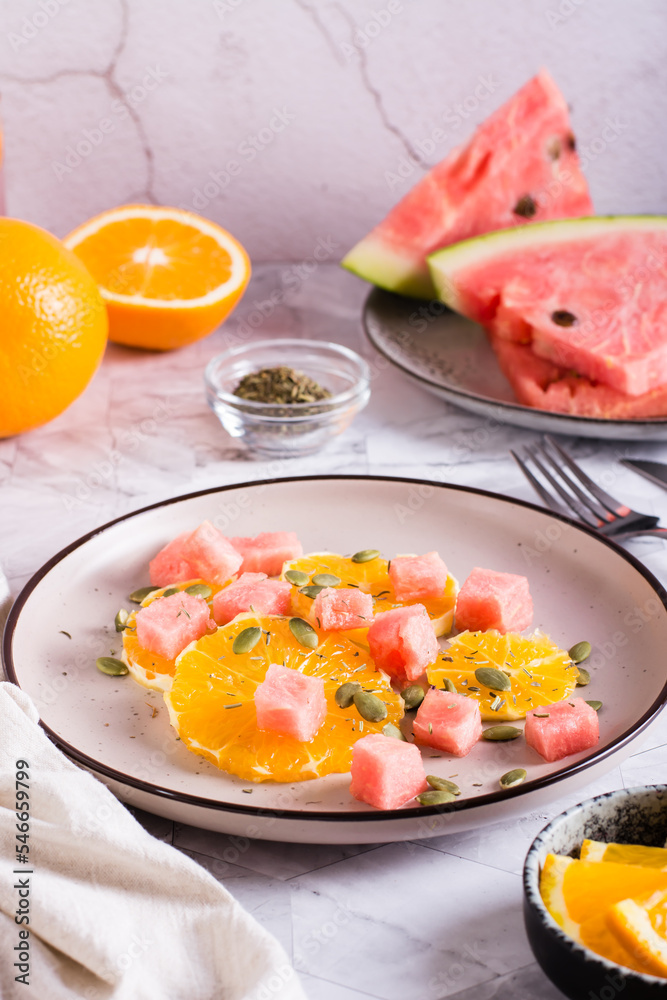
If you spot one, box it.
[233,366,331,405]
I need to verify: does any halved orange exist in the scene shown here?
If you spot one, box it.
[427,630,577,721]
[64,205,251,350]
[122,579,221,691]
[164,613,404,782]
[282,552,458,645]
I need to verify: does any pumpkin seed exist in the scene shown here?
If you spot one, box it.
[162,587,179,597]
[416,789,456,807]
[185,583,213,598]
[232,626,262,654]
[586,700,603,712]
[513,194,537,218]
[96,656,129,676]
[569,640,591,663]
[382,723,406,741]
[401,685,425,710]
[285,569,310,587]
[474,667,511,692]
[351,549,380,563]
[552,310,578,328]
[335,681,362,709]
[482,725,522,742]
[353,691,387,722]
[299,585,324,600]
[576,666,591,686]
[289,617,318,649]
[312,573,341,587]
[114,609,130,632]
[129,585,159,604]
[441,678,457,693]
[499,768,527,789]
[426,775,460,795]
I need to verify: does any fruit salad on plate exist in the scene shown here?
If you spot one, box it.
[98,519,600,809]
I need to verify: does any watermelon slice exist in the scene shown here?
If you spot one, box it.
[212,573,291,625]
[455,567,533,634]
[311,587,374,631]
[149,531,198,587]
[342,69,592,299]
[350,734,427,810]
[524,697,599,762]
[388,551,448,602]
[428,216,667,405]
[413,688,482,757]
[254,663,327,742]
[181,520,243,585]
[134,591,216,661]
[367,604,439,682]
[230,531,303,577]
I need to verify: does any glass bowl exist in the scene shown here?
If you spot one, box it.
[204,338,371,457]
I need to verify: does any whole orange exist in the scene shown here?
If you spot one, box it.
[0,218,108,438]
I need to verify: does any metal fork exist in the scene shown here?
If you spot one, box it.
[511,436,667,540]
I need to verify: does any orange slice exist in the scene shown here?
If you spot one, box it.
[164,613,404,782]
[122,579,221,691]
[581,840,667,870]
[282,552,458,645]
[64,205,251,350]
[427,630,577,721]
[607,890,667,977]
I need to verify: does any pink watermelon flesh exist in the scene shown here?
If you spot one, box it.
[341,69,592,299]
[230,531,303,577]
[254,663,327,742]
[180,520,243,585]
[212,573,291,625]
[413,688,482,757]
[524,697,599,762]
[455,567,533,633]
[367,604,438,683]
[311,587,374,631]
[350,733,427,810]
[491,333,667,418]
[388,551,448,602]
[451,228,667,397]
[149,531,198,587]
[134,591,215,661]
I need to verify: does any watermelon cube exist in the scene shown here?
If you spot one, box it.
[389,551,448,602]
[134,591,215,660]
[149,531,198,587]
[311,587,374,631]
[525,698,599,762]
[455,567,533,633]
[367,604,438,682]
[413,688,482,757]
[213,573,291,625]
[180,520,243,585]
[254,663,327,742]
[350,734,427,810]
[230,532,303,577]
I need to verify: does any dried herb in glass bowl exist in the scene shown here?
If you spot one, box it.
[232,366,331,405]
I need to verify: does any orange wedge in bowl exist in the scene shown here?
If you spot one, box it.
[64,205,251,350]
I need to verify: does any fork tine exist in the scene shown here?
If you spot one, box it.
[544,435,631,517]
[510,449,569,515]
[525,446,601,527]
[536,441,613,523]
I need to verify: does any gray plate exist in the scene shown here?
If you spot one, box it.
[363,288,667,441]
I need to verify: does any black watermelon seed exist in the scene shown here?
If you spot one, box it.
[566,132,576,151]
[513,195,537,219]
[551,310,578,327]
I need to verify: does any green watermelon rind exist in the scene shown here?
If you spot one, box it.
[427,215,667,312]
[341,237,435,300]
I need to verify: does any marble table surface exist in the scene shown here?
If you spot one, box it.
[4,262,667,1000]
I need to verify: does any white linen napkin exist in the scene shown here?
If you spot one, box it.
[0,682,306,1000]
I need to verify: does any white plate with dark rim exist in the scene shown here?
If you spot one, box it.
[364,288,667,441]
[4,475,667,844]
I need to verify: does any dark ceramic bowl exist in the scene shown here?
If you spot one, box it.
[524,785,667,999]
